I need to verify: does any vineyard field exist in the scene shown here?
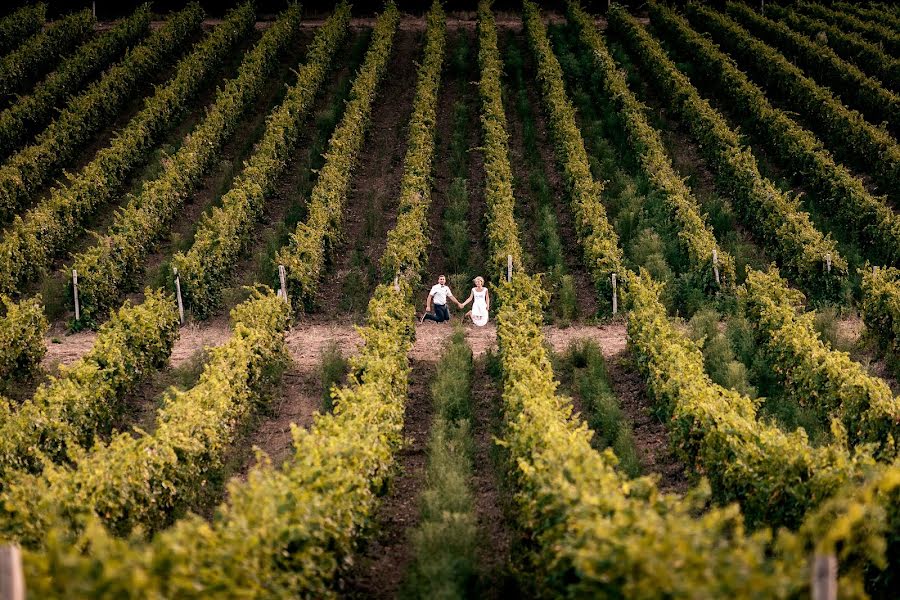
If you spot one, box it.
[1,1,899,598]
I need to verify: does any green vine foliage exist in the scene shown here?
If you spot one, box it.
[725,2,898,137]
[72,3,300,325]
[684,4,900,203]
[861,266,900,362]
[0,289,290,546]
[0,8,94,98]
[476,0,525,284]
[739,267,900,458]
[650,3,900,267]
[610,5,845,302]
[833,1,900,31]
[0,4,46,55]
[21,283,413,598]
[565,2,729,297]
[0,5,152,161]
[525,2,632,313]
[768,5,899,93]
[379,1,446,285]
[277,2,399,308]
[173,2,353,318]
[0,290,178,484]
[0,295,48,383]
[796,1,900,56]
[0,3,204,225]
[624,269,869,530]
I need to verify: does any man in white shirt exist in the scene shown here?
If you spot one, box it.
[420,275,461,323]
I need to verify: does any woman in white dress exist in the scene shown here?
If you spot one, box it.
[460,276,489,326]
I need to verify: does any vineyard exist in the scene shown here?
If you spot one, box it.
[0,0,899,597]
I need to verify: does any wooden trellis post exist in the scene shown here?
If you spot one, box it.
[507,254,513,282]
[825,253,832,273]
[0,545,25,600]
[278,264,288,303]
[712,248,720,285]
[811,554,836,600]
[72,269,80,321]
[611,273,618,315]
[173,267,184,325]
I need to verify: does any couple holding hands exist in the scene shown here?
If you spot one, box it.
[420,275,489,327]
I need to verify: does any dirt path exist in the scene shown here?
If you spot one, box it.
[315,28,422,319]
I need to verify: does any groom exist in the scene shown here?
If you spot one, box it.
[420,275,461,323]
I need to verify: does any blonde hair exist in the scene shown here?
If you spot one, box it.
[473,276,484,286]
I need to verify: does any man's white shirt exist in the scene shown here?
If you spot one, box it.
[430,284,452,305]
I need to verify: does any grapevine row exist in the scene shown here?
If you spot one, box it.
[0,295,47,383]
[476,0,523,279]
[563,2,732,294]
[797,1,900,56]
[684,4,900,199]
[170,2,356,318]
[624,269,864,530]
[71,3,302,325]
[524,1,630,311]
[0,4,46,55]
[0,289,290,546]
[740,268,900,457]
[20,6,437,591]
[0,3,204,224]
[0,9,94,99]
[609,5,845,301]
[0,5,151,161]
[379,1,446,283]
[860,266,900,365]
[0,291,178,486]
[0,2,253,304]
[768,5,899,93]
[650,3,900,266]
[725,1,898,137]
[276,2,399,305]
[835,1,900,30]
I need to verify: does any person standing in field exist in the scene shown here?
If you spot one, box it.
[420,274,461,323]
[459,276,489,326]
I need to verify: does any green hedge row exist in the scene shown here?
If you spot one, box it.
[494,270,813,596]
[0,3,203,224]
[769,5,899,93]
[797,1,900,56]
[650,4,900,266]
[740,267,900,457]
[21,281,412,598]
[685,4,900,201]
[0,295,47,383]
[565,2,730,296]
[276,2,399,306]
[0,290,178,485]
[610,5,845,301]
[0,288,290,547]
[624,269,868,530]
[525,1,630,313]
[726,2,898,136]
[860,266,900,362]
[171,2,353,318]
[476,0,524,281]
[379,2,446,284]
[0,5,151,160]
[72,3,299,326]
[0,3,251,306]
[835,1,900,30]
[0,8,94,98]
[0,4,45,55]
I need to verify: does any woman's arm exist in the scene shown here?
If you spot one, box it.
[485,289,490,310]
[460,290,473,307]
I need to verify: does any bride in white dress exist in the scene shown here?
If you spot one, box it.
[460,276,489,326]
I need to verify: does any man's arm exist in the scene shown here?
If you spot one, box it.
[425,292,434,311]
